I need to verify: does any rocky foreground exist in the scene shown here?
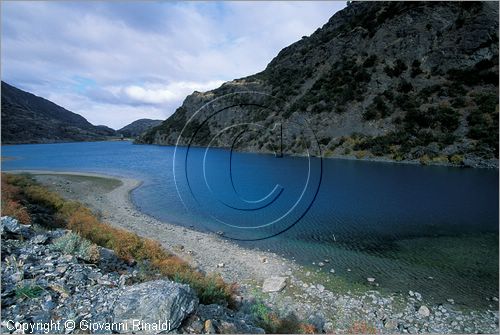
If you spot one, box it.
[1,216,264,334]
[2,208,499,334]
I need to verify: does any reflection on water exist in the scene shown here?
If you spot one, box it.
[2,141,498,308]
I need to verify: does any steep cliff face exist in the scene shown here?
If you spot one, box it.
[138,1,499,167]
[1,81,116,144]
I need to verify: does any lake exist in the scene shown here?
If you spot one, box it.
[2,140,498,308]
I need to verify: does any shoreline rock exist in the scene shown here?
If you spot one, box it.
[262,277,287,293]
[1,216,264,334]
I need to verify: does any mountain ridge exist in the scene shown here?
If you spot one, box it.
[1,81,117,144]
[138,1,499,168]
[117,118,163,138]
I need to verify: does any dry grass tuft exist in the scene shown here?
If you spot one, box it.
[347,320,378,334]
[1,174,31,224]
[299,323,317,334]
[1,173,237,306]
[1,199,31,225]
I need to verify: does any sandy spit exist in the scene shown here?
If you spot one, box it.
[8,170,298,287]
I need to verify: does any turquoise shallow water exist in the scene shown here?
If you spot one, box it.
[2,141,498,308]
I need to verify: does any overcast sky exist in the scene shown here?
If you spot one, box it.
[1,1,345,129]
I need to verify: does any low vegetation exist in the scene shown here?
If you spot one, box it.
[347,321,377,334]
[15,284,45,299]
[1,173,237,306]
[1,175,31,225]
[248,294,315,334]
[467,93,499,157]
[52,232,100,263]
[353,87,498,163]
[2,173,317,333]
[136,2,498,169]
[288,57,371,116]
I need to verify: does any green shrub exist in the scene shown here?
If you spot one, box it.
[418,85,441,100]
[467,93,499,156]
[394,93,419,112]
[439,133,457,147]
[249,299,312,334]
[432,155,449,164]
[398,79,413,93]
[323,149,334,157]
[363,55,377,68]
[382,90,394,101]
[15,285,44,299]
[420,154,431,165]
[452,97,467,108]
[411,60,423,78]
[24,185,65,211]
[355,150,368,159]
[404,109,434,129]
[447,60,498,86]
[362,108,378,121]
[445,82,467,97]
[393,153,404,161]
[290,57,371,116]
[318,137,330,146]
[363,96,390,120]
[53,232,100,263]
[450,154,464,165]
[384,59,407,77]
[3,173,36,188]
[432,106,461,132]
[416,130,438,146]
[356,130,447,158]
[403,104,459,134]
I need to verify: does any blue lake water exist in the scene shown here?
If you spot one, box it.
[2,141,498,308]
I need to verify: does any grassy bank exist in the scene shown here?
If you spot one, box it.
[1,172,237,306]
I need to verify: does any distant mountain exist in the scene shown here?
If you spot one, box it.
[117,119,163,138]
[1,81,116,144]
[138,1,498,168]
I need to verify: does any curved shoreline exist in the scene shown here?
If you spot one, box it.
[5,169,499,333]
[7,169,299,283]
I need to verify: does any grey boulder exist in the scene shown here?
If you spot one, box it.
[1,216,21,235]
[113,280,198,332]
[262,276,287,293]
[1,216,31,239]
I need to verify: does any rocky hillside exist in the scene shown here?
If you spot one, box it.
[1,216,264,334]
[138,2,499,168]
[117,118,162,138]
[1,81,116,144]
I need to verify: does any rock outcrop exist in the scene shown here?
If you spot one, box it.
[262,277,287,293]
[138,2,499,168]
[113,280,198,332]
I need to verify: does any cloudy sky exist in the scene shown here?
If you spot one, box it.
[1,1,345,129]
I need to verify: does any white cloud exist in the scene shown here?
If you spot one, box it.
[42,91,170,128]
[122,80,225,104]
[1,1,345,129]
